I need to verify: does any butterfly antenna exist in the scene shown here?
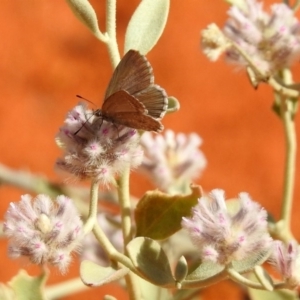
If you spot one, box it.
[76,94,96,106]
[74,113,95,135]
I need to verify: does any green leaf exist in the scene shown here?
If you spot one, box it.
[135,185,201,239]
[185,261,225,281]
[124,0,170,54]
[65,0,105,40]
[127,237,175,287]
[8,270,48,300]
[248,286,298,300]
[166,96,180,114]
[174,256,188,283]
[0,283,14,300]
[80,260,129,286]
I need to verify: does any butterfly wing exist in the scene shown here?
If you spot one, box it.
[102,90,163,132]
[105,50,153,99]
[104,50,168,120]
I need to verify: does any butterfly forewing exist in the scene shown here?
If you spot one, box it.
[105,50,153,99]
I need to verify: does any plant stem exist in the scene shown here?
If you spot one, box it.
[117,167,132,246]
[106,0,120,68]
[277,69,297,241]
[280,99,296,237]
[117,166,141,299]
[83,180,99,234]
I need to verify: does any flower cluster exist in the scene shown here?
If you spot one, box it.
[269,240,300,288]
[224,0,300,74]
[182,189,272,266]
[138,130,206,193]
[56,103,143,185]
[3,194,83,274]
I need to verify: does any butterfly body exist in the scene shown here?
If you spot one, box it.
[98,50,168,132]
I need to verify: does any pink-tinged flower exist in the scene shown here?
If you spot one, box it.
[81,213,123,266]
[269,240,300,288]
[182,189,272,266]
[138,130,206,193]
[56,103,143,185]
[222,0,300,74]
[3,194,83,274]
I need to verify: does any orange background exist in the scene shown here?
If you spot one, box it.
[0,0,299,299]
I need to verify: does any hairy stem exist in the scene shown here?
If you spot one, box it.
[106,0,120,67]
[83,180,100,234]
[278,69,297,241]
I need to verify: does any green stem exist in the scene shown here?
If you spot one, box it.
[117,167,132,246]
[293,0,300,11]
[226,267,268,290]
[280,99,296,237]
[117,166,140,299]
[106,0,120,68]
[93,223,135,271]
[83,180,99,234]
[229,41,298,98]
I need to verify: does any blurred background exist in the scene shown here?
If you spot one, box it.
[0,0,299,299]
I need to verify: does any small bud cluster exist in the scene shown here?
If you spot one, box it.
[3,194,83,274]
[182,189,272,266]
[269,240,300,288]
[139,130,206,193]
[56,103,143,185]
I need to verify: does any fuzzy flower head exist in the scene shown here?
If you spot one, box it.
[182,189,272,266]
[3,194,83,274]
[56,103,143,185]
[269,240,300,288]
[138,130,207,193]
[222,0,300,74]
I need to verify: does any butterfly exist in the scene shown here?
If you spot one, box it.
[95,50,168,132]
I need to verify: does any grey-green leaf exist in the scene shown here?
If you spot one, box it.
[80,260,129,286]
[8,270,48,300]
[124,0,170,54]
[167,96,180,114]
[248,287,298,300]
[65,0,106,41]
[127,237,175,287]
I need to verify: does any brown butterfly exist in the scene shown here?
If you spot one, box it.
[95,50,168,132]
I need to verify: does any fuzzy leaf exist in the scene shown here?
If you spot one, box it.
[66,0,105,40]
[248,286,298,300]
[167,96,180,113]
[80,260,129,286]
[174,256,188,283]
[0,283,14,300]
[127,237,174,286]
[185,261,225,281]
[124,0,170,54]
[8,270,48,300]
[135,185,201,239]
